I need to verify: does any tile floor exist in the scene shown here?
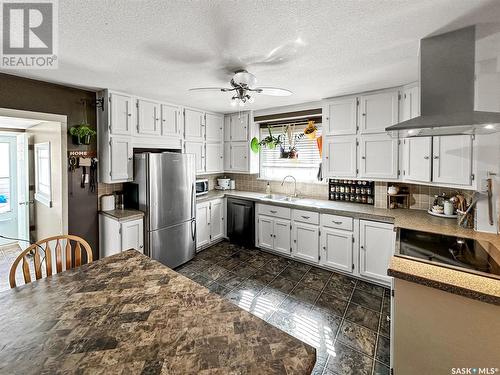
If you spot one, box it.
[0,243,25,292]
[176,240,391,375]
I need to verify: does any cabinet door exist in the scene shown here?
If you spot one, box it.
[401,86,420,121]
[205,113,223,142]
[323,97,358,135]
[184,109,205,141]
[109,93,133,135]
[223,142,231,171]
[229,113,248,141]
[121,219,144,253]
[258,215,274,250]
[403,137,431,182]
[224,116,231,142]
[320,227,353,273]
[110,136,132,181]
[359,220,395,285]
[229,142,249,172]
[196,202,210,249]
[184,141,205,173]
[432,135,472,185]
[273,218,291,255]
[137,99,160,136]
[359,90,399,134]
[210,199,224,242]
[323,136,357,178]
[161,104,181,137]
[359,134,398,179]
[292,222,319,263]
[205,143,223,173]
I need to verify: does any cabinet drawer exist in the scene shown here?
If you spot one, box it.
[321,214,353,231]
[292,209,319,225]
[257,204,291,219]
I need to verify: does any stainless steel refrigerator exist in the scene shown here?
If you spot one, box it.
[133,152,196,268]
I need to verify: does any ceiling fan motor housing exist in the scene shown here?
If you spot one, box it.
[231,70,257,88]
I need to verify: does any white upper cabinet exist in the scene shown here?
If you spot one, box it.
[432,135,472,185]
[323,96,358,135]
[161,103,182,137]
[184,108,205,141]
[358,133,399,179]
[137,99,161,136]
[205,113,224,143]
[401,84,420,121]
[320,227,353,273]
[109,136,133,182]
[292,222,319,263]
[228,113,249,141]
[184,141,205,174]
[109,93,134,135]
[359,90,399,134]
[323,135,357,178]
[403,137,432,182]
[227,141,249,172]
[205,143,223,173]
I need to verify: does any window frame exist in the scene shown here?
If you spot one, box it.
[34,141,52,208]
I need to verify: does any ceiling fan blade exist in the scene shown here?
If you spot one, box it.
[252,87,293,96]
[189,87,234,92]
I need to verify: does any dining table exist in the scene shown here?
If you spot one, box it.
[0,249,316,374]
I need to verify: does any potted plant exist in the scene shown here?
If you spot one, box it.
[69,124,97,145]
[250,125,283,153]
[279,124,304,159]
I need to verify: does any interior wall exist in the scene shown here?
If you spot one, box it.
[0,73,98,258]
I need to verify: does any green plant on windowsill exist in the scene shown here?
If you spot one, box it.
[69,124,97,145]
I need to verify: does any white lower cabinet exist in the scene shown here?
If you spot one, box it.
[320,227,354,274]
[257,215,291,256]
[359,220,395,285]
[196,198,225,251]
[292,222,319,263]
[99,214,144,258]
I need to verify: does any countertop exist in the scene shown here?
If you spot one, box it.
[99,208,144,222]
[0,250,316,374]
[198,190,500,305]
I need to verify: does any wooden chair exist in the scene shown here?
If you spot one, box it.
[9,235,93,288]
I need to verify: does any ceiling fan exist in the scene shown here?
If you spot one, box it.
[189,70,292,107]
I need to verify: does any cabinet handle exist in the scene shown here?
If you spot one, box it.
[270,233,273,237]
[270,210,277,214]
[294,239,297,243]
[362,113,366,116]
[332,221,342,225]
[139,245,143,249]
[301,215,310,219]
[128,157,133,161]
[433,155,439,159]
[128,113,132,117]
[360,245,365,250]
[386,316,391,322]
[361,156,366,160]
[323,246,326,250]
[424,156,429,160]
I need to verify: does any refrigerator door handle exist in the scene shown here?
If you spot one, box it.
[191,218,196,241]
[191,182,195,219]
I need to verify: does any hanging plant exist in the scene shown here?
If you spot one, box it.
[250,125,283,153]
[279,123,304,159]
[304,120,317,140]
[69,99,96,145]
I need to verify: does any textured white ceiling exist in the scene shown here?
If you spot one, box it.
[3,0,500,113]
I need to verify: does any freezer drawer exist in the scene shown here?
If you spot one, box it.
[149,219,196,268]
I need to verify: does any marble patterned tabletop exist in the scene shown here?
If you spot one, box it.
[0,250,316,374]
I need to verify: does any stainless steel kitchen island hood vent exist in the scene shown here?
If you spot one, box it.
[386,26,500,137]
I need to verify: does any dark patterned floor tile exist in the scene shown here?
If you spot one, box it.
[280,296,315,315]
[262,258,288,275]
[207,282,231,296]
[356,280,385,297]
[315,292,349,317]
[246,255,269,269]
[300,269,331,291]
[382,294,391,317]
[231,263,259,278]
[259,251,281,262]
[337,320,377,357]
[268,276,298,294]
[236,278,266,295]
[230,251,254,262]
[217,256,242,271]
[310,307,342,340]
[256,287,288,309]
[380,312,390,338]
[310,351,328,375]
[325,342,373,375]
[279,264,309,282]
[224,289,258,310]
[323,273,357,299]
[374,360,390,375]
[214,271,246,290]
[198,265,229,281]
[345,303,381,332]
[250,269,276,286]
[175,265,198,279]
[290,283,322,304]
[376,335,390,365]
[191,274,213,287]
[268,308,322,345]
[351,289,382,312]
[186,258,212,272]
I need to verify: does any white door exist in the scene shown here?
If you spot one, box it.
[359,134,398,179]
[229,113,248,141]
[258,215,274,250]
[273,218,291,255]
[121,219,144,253]
[137,99,160,136]
[403,137,431,182]
[432,135,472,185]
[359,90,399,134]
[196,202,210,249]
[205,113,223,142]
[229,142,248,172]
[320,227,353,273]
[184,109,204,141]
[184,141,205,174]
[16,133,30,243]
[205,143,223,173]
[359,220,395,285]
[161,104,181,137]
[109,93,133,135]
[209,199,224,242]
[323,136,357,178]
[323,97,358,135]
[292,222,319,263]
[110,136,132,181]
[401,86,420,121]
[0,135,18,246]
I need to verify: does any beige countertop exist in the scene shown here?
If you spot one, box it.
[198,189,500,305]
[99,209,145,222]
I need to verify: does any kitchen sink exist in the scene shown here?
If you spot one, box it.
[263,194,301,202]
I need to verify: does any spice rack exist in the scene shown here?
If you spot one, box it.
[328,179,374,205]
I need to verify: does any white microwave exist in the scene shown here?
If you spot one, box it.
[195,179,209,196]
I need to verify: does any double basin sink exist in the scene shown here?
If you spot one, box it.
[261,194,320,207]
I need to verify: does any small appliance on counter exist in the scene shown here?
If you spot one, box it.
[100,194,115,211]
[195,179,209,196]
[215,176,235,191]
[428,193,458,219]
[329,179,374,205]
[115,192,124,210]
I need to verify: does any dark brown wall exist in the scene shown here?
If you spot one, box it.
[0,73,98,257]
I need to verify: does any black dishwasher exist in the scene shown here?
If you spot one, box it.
[227,198,255,247]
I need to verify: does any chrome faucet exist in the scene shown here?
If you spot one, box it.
[281,175,297,198]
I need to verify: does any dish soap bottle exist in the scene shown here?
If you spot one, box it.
[265,182,271,195]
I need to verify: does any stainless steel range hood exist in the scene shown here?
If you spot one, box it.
[386,26,500,137]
